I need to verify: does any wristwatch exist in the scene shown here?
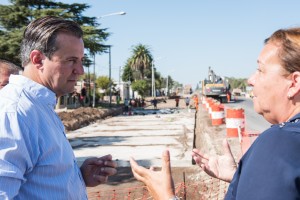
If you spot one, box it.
[168,196,180,200]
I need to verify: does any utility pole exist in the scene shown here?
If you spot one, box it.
[92,54,96,107]
[96,11,126,107]
[108,46,112,107]
[152,62,155,97]
[166,75,169,96]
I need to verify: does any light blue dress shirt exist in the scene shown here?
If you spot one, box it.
[0,75,87,199]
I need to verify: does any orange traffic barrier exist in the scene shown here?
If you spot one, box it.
[205,97,212,111]
[201,97,207,109]
[225,108,245,137]
[208,99,219,118]
[211,102,224,125]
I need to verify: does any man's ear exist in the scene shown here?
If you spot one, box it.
[288,71,300,98]
[30,50,45,69]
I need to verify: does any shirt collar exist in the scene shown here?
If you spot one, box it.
[288,113,300,123]
[9,75,57,108]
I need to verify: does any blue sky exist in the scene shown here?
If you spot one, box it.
[3,0,300,88]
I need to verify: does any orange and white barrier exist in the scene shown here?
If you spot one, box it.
[225,108,245,137]
[205,97,212,111]
[208,99,218,118]
[201,97,207,109]
[211,103,224,125]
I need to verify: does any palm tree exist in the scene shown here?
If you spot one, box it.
[129,44,153,80]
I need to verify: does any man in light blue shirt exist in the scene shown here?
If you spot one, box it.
[0,16,117,199]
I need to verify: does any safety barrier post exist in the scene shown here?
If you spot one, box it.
[225,108,245,137]
[211,102,224,126]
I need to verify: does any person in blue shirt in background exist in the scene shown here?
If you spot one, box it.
[0,16,117,199]
[130,27,300,199]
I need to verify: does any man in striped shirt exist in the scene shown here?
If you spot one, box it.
[0,16,117,199]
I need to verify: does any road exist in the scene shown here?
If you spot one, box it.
[67,108,196,167]
[65,97,268,199]
[68,96,270,169]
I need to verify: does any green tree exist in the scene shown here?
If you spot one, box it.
[129,44,153,80]
[96,76,112,94]
[121,61,134,82]
[168,75,175,90]
[142,66,162,94]
[161,75,174,89]
[154,71,163,91]
[0,0,109,65]
[227,77,248,91]
[131,80,150,98]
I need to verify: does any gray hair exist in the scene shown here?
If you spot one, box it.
[20,16,83,67]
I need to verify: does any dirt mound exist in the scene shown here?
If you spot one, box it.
[57,107,123,131]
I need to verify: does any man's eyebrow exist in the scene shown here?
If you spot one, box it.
[67,56,79,59]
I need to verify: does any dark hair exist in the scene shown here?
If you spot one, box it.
[265,28,300,74]
[20,16,83,67]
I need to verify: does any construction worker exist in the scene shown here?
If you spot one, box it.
[193,95,199,111]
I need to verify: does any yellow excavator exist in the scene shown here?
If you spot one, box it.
[201,66,230,103]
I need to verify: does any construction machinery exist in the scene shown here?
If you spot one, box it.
[201,66,230,103]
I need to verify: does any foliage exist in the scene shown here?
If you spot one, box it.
[143,68,151,80]
[144,67,163,90]
[121,62,134,82]
[131,80,150,98]
[161,75,174,89]
[154,70,162,89]
[128,44,153,80]
[95,75,117,95]
[0,0,109,66]
[227,77,248,91]
[79,73,96,82]
[96,76,111,90]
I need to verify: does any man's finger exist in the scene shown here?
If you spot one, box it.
[98,154,113,161]
[93,174,108,184]
[103,160,118,168]
[100,167,117,176]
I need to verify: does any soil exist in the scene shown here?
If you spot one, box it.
[57,106,123,132]
[58,96,242,199]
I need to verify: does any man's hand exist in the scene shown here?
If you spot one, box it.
[80,154,117,187]
[192,139,237,183]
[130,150,176,200]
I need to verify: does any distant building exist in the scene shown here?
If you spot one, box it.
[183,84,192,95]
